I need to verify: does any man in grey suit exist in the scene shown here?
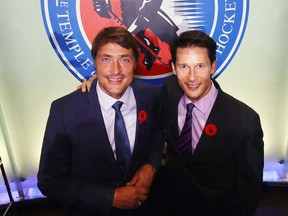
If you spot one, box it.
[37,26,164,216]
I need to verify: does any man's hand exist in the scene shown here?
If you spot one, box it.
[126,164,157,188]
[113,164,156,209]
[112,185,149,209]
[77,75,97,92]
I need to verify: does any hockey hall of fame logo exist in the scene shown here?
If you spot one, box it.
[41,0,249,85]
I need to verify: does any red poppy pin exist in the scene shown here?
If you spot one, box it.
[204,124,217,136]
[138,110,147,123]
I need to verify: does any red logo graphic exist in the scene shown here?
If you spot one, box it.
[80,1,174,79]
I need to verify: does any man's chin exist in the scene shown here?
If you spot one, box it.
[108,87,128,98]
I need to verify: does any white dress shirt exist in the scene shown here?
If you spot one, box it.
[96,82,136,159]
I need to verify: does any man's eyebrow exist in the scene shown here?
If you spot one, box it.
[122,54,133,57]
[98,54,133,58]
[97,53,111,57]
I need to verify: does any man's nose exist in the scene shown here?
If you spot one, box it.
[111,60,121,73]
[188,68,196,81]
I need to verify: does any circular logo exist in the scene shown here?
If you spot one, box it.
[41,0,249,85]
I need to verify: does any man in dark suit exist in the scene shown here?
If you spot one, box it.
[151,30,264,216]
[37,26,164,216]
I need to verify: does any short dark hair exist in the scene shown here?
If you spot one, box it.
[170,30,217,65]
[91,26,139,62]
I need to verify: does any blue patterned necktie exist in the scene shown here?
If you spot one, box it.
[178,103,195,158]
[112,101,131,174]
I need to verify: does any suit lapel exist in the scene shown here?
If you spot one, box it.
[164,77,188,161]
[129,80,144,157]
[87,80,122,175]
[169,90,182,147]
[87,80,110,142]
[192,81,226,157]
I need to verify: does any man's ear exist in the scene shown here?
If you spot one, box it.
[211,60,217,75]
[172,63,177,75]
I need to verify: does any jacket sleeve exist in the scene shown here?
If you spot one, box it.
[232,113,264,216]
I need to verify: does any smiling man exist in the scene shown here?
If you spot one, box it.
[37,26,164,216]
[151,30,264,216]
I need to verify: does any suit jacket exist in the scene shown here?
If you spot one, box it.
[151,75,264,216]
[37,79,164,216]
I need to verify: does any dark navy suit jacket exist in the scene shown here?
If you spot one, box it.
[151,75,264,216]
[37,79,164,216]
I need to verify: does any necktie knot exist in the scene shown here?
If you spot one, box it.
[186,103,195,114]
[112,101,123,111]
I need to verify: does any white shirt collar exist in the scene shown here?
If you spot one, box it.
[96,81,134,111]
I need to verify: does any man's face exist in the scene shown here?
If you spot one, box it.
[95,42,135,99]
[172,46,216,103]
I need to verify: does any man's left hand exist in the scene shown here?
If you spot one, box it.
[126,164,157,188]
